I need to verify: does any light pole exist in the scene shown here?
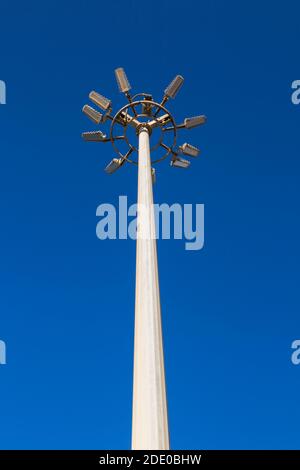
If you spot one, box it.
[82,68,206,450]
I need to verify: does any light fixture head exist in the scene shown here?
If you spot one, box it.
[115,67,131,94]
[82,105,103,124]
[179,143,200,158]
[82,130,107,142]
[89,91,111,111]
[164,75,184,99]
[184,115,207,129]
[170,156,191,169]
[105,158,124,174]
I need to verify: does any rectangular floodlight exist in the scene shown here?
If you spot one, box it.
[164,75,184,99]
[82,105,103,124]
[170,157,190,169]
[89,91,111,111]
[105,158,123,174]
[180,143,200,158]
[184,115,207,129]
[82,131,107,142]
[115,67,131,93]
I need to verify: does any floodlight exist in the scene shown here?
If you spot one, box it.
[165,75,184,99]
[105,158,124,174]
[170,156,190,169]
[179,143,200,158]
[82,105,103,124]
[115,68,131,94]
[114,68,138,116]
[89,91,111,111]
[154,75,184,116]
[82,131,107,142]
[184,115,207,129]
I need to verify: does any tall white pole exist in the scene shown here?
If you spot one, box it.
[131,128,170,450]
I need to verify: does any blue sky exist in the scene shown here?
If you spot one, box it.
[0,0,300,449]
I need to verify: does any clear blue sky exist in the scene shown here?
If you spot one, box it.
[0,0,300,450]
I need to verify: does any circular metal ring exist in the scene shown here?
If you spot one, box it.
[110,100,177,165]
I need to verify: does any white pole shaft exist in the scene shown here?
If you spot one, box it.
[131,128,170,450]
